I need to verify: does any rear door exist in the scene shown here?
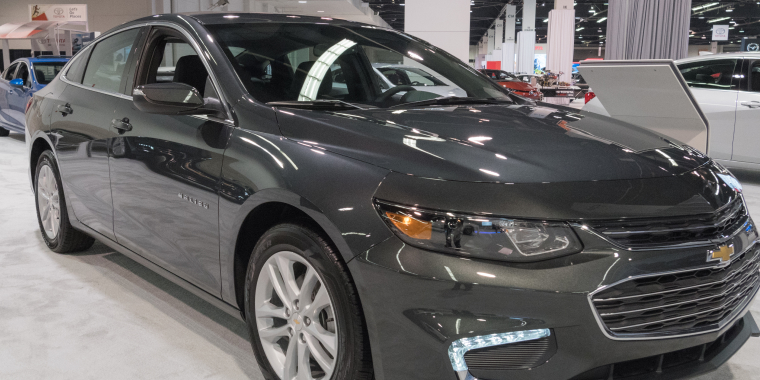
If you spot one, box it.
[733,58,760,164]
[50,27,144,241]
[109,26,230,294]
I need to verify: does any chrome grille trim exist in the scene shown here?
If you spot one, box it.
[588,243,760,341]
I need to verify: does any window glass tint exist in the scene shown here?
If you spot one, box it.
[206,23,511,107]
[142,35,216,99]
[65,51,90,84]
[749,61,760,92]
[678,59,738,90]
[82,29,139,93]
[4,63,18,80]
[15,64,30,87]
[32,62,65,84]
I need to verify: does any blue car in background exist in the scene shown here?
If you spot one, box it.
[0,56,69,136]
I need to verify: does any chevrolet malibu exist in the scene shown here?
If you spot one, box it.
[25,13,759,380]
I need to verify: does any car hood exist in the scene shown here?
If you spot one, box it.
[275,103,710,183]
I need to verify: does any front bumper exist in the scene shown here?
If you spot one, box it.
[347,223,760,380]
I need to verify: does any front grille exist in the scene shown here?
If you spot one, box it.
[591,248,760,337]
[587,199,748,249]
[571,318,745,379]
[463,336,555,371]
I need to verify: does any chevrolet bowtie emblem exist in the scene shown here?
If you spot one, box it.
[294,319,300,325]
[708,244,735,264]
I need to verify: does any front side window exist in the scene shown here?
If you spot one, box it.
[137,30,218,100]
[678,59,738,90]
[82,28,140,93]
[15,63,30,87]
[4,63,18,80]
[206,23,511,107]
[32,62,66,85]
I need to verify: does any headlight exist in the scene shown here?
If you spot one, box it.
[375,200,583,262]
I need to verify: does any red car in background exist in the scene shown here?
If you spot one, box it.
[479,69,542,100]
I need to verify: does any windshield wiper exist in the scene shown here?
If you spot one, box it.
[389,96,511,109]
[267,100,371,111]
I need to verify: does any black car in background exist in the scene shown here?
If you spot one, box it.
[24,13,759,380]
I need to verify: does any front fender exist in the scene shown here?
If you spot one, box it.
[218,126,393,305]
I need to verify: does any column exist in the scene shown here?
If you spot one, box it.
[492,18,504,70]
[516,0,536,74]
[606,0,692,60]
[502,4,516,72]
[405,0,470,63]
[546,0,574,84]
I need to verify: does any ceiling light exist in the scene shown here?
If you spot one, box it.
[726,7,734,12]
[576,27,584,31]
[692,2,719,11]
[708,17,730,23]
[741,29,745,33]
[317,10,324,12]
[597,17,607,23]
[543,19,548,23]
[298,0,306,2]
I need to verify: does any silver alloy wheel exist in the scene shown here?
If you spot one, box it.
[255,251,338,380]
[37,164,60,240]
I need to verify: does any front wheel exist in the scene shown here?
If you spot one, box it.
[35,150,94,253]
[244,222,373,380]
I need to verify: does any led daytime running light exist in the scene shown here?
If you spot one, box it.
[448,329,551,371]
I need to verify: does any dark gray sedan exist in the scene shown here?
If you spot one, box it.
[24,13,759,380]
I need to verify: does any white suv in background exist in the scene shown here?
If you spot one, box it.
[585,53,760,171]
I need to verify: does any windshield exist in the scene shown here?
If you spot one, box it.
[32,62,66,84]
[205,22,512,108]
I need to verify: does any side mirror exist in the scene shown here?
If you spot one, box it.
[9,78,24,89]
[132,82,225,118]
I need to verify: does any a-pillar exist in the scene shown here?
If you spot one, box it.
[547,0,575,84]
[405,0,470,63]
[605,0,691,60]
[502,4,516,72]
[516,0,536,74]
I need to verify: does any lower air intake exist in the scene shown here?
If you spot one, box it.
[463,336,556,372]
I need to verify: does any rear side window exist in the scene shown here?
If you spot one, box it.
[65,51,91,84]
[3,63,18,80]
[678,59,738,90]
[82,28,140,94]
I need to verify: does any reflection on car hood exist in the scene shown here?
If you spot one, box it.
[276,103,710,183]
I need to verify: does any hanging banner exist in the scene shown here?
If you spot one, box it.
[29,4,88,22]
[712,25,729,41]
[31,30,94,53]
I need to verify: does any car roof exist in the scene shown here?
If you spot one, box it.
[675,51,760,64]
[131,12,383,29]
[10,57,69,65]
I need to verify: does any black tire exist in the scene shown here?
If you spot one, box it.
[244,221,373,380]
[34,150,94,253]
[0,128,9,137]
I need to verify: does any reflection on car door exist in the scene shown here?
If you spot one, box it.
[733,59,760,164]
[109,26,228,295]
[7,62,32,128]
[677,58,740,161]
[50,27,143,241]
[0,62,18,127]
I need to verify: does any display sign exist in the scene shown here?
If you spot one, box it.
[31,30,94,53]
[712,25,729,41]
[29,4,87,22]
[741,38,760,52]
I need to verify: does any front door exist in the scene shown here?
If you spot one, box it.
[7,62,32,128]
[0,62,18,128]
[50,27,143,240]
[109,26,230,294]
[733,59,760,164]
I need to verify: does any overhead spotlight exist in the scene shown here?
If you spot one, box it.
[741,29,745,33]
[576,27,584,31]
[596,17,607,23]
[726,7,734,12]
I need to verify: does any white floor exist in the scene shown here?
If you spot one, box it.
[1,132,759,380]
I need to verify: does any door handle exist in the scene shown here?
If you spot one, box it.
[56,103,73,115]
[111,117,132,134]
[740,101,760,108]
